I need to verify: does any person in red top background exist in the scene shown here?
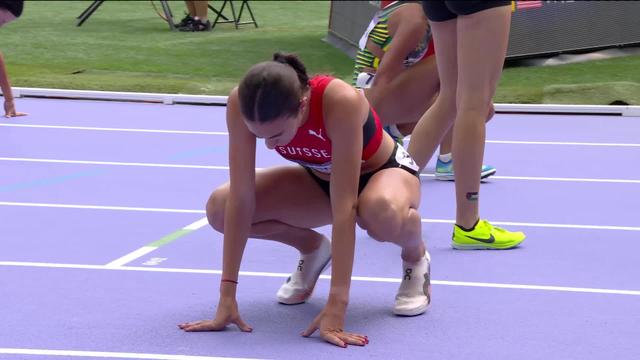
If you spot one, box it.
[179,52,432,348]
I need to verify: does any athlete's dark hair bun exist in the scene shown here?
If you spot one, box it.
[273,52,309,88]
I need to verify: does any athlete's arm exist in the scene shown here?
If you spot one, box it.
[178,87,256,333]
[0,52,12,102]
[302,79,369,347]
[221,87,257,296]
[0,52,26,118]
[367,6,427,106]
[326,80,366,310]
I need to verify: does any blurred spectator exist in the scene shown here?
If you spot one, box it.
[0,0,27,118]
[176,1,211,32]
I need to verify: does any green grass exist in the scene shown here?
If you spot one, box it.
[2,1,354,95]
[2,0,640,104]
[499,55,640,104]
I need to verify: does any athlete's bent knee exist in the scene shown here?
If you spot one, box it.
[359,196,403,241]
[206,186,228,233]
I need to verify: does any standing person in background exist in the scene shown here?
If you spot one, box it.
[354,0,496,181]
[0,0,27,118]
[176,1,211,32]
[408,1,525,250]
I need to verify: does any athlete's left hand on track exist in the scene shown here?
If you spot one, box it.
[301,305,368,348]
[4,100,27,118]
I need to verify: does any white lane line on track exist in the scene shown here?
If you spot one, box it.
[0,123,228,135]
[1,261,639,296]
[0,348,263,360]
[486,140,640,147]
[105,217,209,268]
[1,201,639,231]
[0,157,231,170]
[0,201,205,213]
[104,246,158,268]
[3,123,640,147]
[420,219,640,232]
[184,217,210,230]
[2,157,640,184]
[420,173,640,184]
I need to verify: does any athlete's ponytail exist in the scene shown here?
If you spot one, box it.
[238,52,310,123]
[272,52,309,90]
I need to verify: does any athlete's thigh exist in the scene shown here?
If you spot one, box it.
[429,18,459,100]
[456,5,511,108]
[253,166,332,228]
[359,168,421,213]
[376,58,440,124]
[394,57,440,98]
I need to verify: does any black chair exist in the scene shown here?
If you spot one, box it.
[208,0,258,30]
[76,0,104,27]
[76,0,257,31]
[77,0,176,30]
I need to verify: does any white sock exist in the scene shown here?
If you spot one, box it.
[276,237,331,304]
[394,251,432,316]
[438,153,452,162]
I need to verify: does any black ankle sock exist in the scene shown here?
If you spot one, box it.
[456,218,479,232]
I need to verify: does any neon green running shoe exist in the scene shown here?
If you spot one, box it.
[452,219,525,250]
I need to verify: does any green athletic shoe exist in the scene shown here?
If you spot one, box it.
[452,219,525,250]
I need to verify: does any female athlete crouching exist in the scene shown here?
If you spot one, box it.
[179,53,431,348]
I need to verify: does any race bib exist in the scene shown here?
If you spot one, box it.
[355,72,375,89]
[294,159,332,174]
[395,145,419,172]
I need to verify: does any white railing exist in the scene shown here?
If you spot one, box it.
[6,87,640,116]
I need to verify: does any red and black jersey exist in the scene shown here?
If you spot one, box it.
[275,75,383,174]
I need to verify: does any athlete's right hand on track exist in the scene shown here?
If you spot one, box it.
[301,302,368,348]
[178,297,253,332]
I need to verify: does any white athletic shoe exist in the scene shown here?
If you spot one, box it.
[393,251,432,316]
[276,236,332,305]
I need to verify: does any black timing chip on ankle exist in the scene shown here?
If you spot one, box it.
[456,218,480,232]
[466,192,479,201]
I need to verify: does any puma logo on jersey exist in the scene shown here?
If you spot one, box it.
[308,129,326,141]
